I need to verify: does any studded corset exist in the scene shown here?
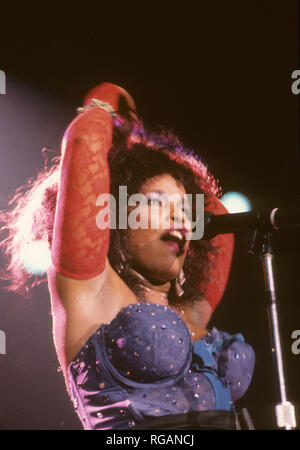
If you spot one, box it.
[67,302,255,430]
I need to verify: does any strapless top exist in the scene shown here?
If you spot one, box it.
[67,302,255,430]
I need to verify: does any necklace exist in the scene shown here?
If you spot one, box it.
[139,284,168,298]
[129,268,197,338]
[129,268,169,300]
[177,307,195,338]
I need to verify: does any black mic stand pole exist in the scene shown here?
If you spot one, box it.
[248,228,296,430]
[204,208,300,428]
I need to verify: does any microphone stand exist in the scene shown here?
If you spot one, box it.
[204,208,300,428]
[248,228,297,430]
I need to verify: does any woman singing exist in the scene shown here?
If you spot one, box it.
[0,82,255,430]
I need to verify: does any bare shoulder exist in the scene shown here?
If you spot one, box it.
[47,259,137,367]
[185,299,213,329]
[48,259,135,309]
[48,261,110,304]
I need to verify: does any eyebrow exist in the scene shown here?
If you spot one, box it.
[145,190,186,201]
[146,190,166,196]
[145,191,191,207]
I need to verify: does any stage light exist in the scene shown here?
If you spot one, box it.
[220,191,252,213]
[20,240,51,275]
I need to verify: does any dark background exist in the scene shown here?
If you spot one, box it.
[0,1,299,430]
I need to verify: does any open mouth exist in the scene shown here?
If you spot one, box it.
[161,228,187,254]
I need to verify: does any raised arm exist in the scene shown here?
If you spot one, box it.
[51,83,136,280]
[185,195,234,332]
[48,83,137,372]
[202,194,234,311]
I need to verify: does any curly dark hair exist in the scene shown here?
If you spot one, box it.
[0,120,221,307]
[108,124,221,307]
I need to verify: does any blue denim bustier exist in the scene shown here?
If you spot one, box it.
[68,302,255,430]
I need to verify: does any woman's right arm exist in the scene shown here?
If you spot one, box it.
[51,83,136,299]
[52,106,112,281]
[48,84,137,370]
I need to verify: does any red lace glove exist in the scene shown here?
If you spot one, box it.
[51,83,136,279]
[203,195,234,311]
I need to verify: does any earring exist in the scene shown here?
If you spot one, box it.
[175,270,186,297]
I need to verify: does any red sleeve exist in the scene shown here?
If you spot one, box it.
[203,195,235,311]
[51,82,137,279]
[51,106,112,279]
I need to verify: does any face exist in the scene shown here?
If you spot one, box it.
[125,174,192,283]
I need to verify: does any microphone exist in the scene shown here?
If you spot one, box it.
[203,208,300,240]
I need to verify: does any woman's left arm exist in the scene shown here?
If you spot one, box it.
[185,195,235,332]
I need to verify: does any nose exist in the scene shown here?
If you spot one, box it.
[170,202,189,229]
[168,204,192,246]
